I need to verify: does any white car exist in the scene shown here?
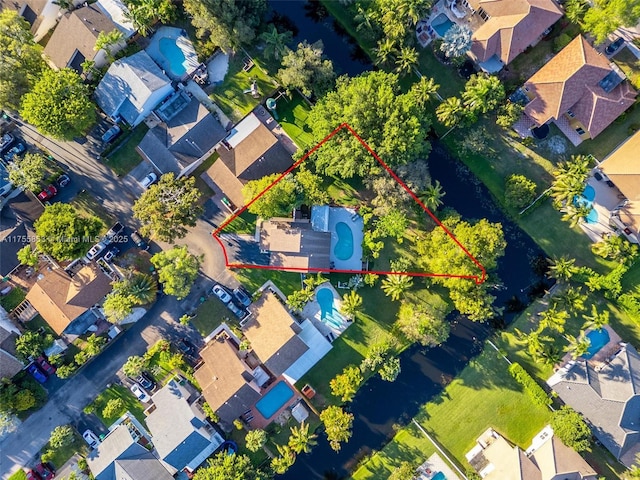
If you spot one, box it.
[86,242,106,260]
[139,172,157,189]
[212,285,232,304]
[82,429,101,449]
[130,382,151,403]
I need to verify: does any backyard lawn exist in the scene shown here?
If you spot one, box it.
[0,288,25,312]
[613,47,640,91]
[209,54,278,122]
[233,268,302,298]
[277,91,314,149]
[104,124,148,177]
[622,261,640,295]
[87,384,148,428]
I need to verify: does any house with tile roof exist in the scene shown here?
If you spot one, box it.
[205,112,293,209]
[43,4,131,73]
[600,130,640,244]
[195,286,331,429]
[146,378,224,475]
[87,423,173,480]
[466,426,597,479]
[2,0,70,42]
[520,35,637,146]
[465,0,562,73]
[24,264,112,336]
[136,92,227,176]
[95,51,174,127]
[547,340,640,467]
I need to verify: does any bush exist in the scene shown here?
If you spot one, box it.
[49,425,74,448]
[505,174,537,209]
[619,293,640,317]
[551,406,591,452]
[102,398,125,419]
[56,363,78,379]
[553,33,572,53]
[508,362,551,407]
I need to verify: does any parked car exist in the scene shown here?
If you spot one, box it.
[227,301,247,319]
[136,371,155,390]
[103,247,119,262]
[211,285,232,304]
[86,242,106,260]
[177,337,197,356]
[37,185,57,202]
[129,382,151,403]
[35,356,56,376]
[605,37,625,55]
[233,287,251,308]
[139,172,157,189]
[56,174,71,188]
[26,470,41,480]
[3,142,25,161]
[82,429,101,449]
[0,133,14,153]
[101,124,121,143]
[27,363,47,384]
[33,463,55,480]
[104,222,124,243]
[130,230,147,250]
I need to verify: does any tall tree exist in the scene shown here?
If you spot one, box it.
[409,76,440,107]
[561,203,592,228]
[381,275,413,301]
[395,46,418,75]
[436,97,465,127]
[340,290,362,320]
[550,406,592,452]
[462,74,505,114]
[319,406,354,452]
[151,246,201,300]
[308,71,431,177]
[122,355,147,377]
[371,0,433,42]
[183,0,267,53]
[133,173,203,243]
[94,29,125,61]
[15,331,54,361]
[565,0,590,23]
[0,10,45,110]
[245,429,267,452]
[395,301,450,346]
[242,173,299,219]
[564,333,591,360]
[34,203,103,261]
[591,234,639,263]
[49,425,74,448]
[17,246,39,267]
[374,37,397,67]
[504,174,536,209]
[193,452,266,480]
[288,422,317,454]
[124,0,176,36]
[389,462,417,480]
[330,365,363,402]
[418,180,446,211]
[258,25,292,60]
[278,41,336,98]
[538,306,569,334]
[550,156,590,208]
[103,292,137,323]
[556,286,587,315]
[582,0,640,43]
[441,23,472,59]
[7,152,47,192]
[21,69,96,140]
[547,256,577,283]
[582,304,610,331]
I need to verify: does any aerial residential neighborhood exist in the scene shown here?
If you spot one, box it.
[0,0,639,479]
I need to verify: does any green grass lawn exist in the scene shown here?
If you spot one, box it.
[233,269,302,297]
[228,427,270,468]
[190,296,236,337]
[0,287,26,312]
[277,91,314,149]
[70,190,114,232]
[42,431,87,469]
[104,124,149,177]
[613,47,640,90]
[7,470,27,480]
[622,261,640,295]
[88,384,148,428]
[221,210,258,235]
[417,49,466,100]
[210,54,278,122]
[23,314,56,337]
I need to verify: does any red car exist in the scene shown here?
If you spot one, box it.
[37,185,57,201]
[36,356,56,376]
[26,470,41,480]
[34,463,55,479]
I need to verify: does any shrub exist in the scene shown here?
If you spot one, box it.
[505,174,537,209]
[102,398,125,419]
[553,33,572,53]
[233,418,244,430]
[508,362,551,407]
[56,363,78,379]
[49,425,74,448]
[619,293,640,317]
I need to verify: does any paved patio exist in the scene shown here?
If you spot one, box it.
[578,170,627,242]
[417,452,462,480]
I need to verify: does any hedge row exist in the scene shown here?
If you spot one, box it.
[508,362,552,407]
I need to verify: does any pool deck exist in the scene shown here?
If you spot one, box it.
[145,26,199,81]
[555,324,621,369]
[300,282,351,338]
[244,377,302,429]
[578,170,627,242]
[417,453,462,480]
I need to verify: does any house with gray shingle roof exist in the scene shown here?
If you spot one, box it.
[547,341,640,467]
[146,378,224,475]
[95,51,174,127]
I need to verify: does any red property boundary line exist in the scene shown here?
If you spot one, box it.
[212,123,487,284]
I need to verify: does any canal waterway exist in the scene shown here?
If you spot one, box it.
[269,2,549,478]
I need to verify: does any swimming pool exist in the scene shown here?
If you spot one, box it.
[334,221,354,261]
[582,185,596,201]
[582,328,610,359]
[431,13,454,37]
[255,381,294,419]
[146,26,199,80]
[317,287,347,329]
[574,187,599,224]
[159,37,187,76]
[432,473,446,480]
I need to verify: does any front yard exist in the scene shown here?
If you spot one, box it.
[85,384,148,428]
[41,430,87,470]
[190,296,235,337]
[69,190,115,232]
[103,124,149,177]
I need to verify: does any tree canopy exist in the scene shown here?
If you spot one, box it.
[34,203,103,261]
[278,41,336,98]
[319,405,354,452]
[242,173,299,218]
[193,452,267,480]
[133,173,203,243]
[307,71,433,178]
[0,10,45,110]
[396,301,450,346]
[582,0,640,43]
[124,0,176,36]
[151,246,201,300]
[7,152,47,192]
[20,68,95,140]
[183,0,266,53]
[550,406,592,452]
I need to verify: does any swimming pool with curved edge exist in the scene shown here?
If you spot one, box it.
[334,221,354,261]
[159,37,187,76]
[582,328,610,359]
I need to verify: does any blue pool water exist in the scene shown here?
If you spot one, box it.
[432,13,454,37]
[573,188,599,224]
[255,381,294,419]
[582,328,611,359]
[582,184,595,201]
[334,221,354,261]
[432,473,446,480]
[317,287,347,329]
[159,37,187,76]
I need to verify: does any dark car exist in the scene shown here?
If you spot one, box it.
[605,37,625,55]
[56,174,71,188]
[177,338,197,356]
[101,124,121,143]
[232,287,251,308]
[3,142,25,161]
[130,230,148,250]
[227,301,247,319]
[37,185,57,202]
[0,133,14,153]
[136,371,156,390]
[33,463,55,480]
[104,222,124,244]
[103,247,119,262]
[27,363,47,383]
[35,356,56,376]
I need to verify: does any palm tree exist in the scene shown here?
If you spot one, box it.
[288,422,318,454]
[374,38,397,66]
[381,275,413,301]
[441,24,473,59]
[395,0,430,27]
[418,180,446,211]
[564,333,591,360]
[271,444,296,474]
[538,307,569,334]
[556,286,587,314]
[561,203,592,227]
[410,76,440,106]
[525,330,552,361]
[436,97,465,127]
[583,304,610,331]
[539,343,562,366]
[259,25,292,60]
[395,46,418,75]
[565,0,589,23]
[340,290,362,320]
[95,29,125,61]
[592,234,638,263]
[547,256,577,283]
[126,273,158,305]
